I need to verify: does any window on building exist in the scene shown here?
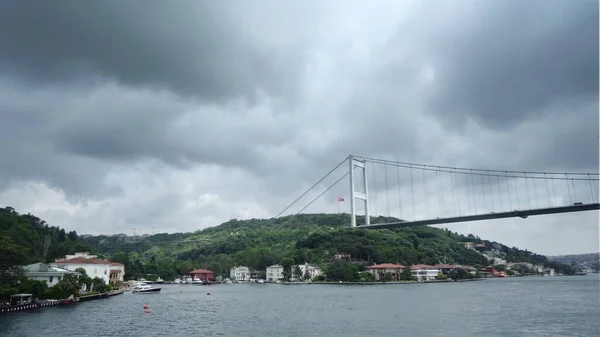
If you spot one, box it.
[49,276,53,283]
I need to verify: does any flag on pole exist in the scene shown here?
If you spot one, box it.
[338,197,345,202]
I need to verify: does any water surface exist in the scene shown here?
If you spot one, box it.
[1,275,598,336]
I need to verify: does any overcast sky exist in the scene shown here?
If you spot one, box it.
[0,0,598,256]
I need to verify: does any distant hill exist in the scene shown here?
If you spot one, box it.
[547,253,600,271]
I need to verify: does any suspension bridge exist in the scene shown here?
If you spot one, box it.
[275,155,600,229]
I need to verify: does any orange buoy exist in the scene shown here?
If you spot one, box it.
[143,305,149,309]
[145,309,151,313]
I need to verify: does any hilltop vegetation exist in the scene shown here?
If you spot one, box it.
[80,213,552,280]
[0,207,94,299]
[2,206,576,286]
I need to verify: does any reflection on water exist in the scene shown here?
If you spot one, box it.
[1,275,599,337]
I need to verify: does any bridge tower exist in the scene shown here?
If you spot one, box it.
[349,155,370,227]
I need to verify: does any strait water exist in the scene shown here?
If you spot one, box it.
[1,275,599,337]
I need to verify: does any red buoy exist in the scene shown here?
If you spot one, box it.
[143,305,149,309]
[207,292,211,295]
[145,309,151,313]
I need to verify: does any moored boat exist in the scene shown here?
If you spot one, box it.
[132,284,161,294]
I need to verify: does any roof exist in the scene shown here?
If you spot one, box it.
[54,256,112,265]
[189,269,214,274]
[367,263,406,269]
[110,262,125,266]
[411,264,438,270]
[23,263,79,275]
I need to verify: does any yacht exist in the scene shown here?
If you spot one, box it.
[132,284,161,294]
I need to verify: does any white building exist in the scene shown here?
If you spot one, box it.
[53,253,117,284]
[109,263,125,283]
[230,266,250,282]
[266,265,284,282]
[410,264,440,281]
[23,263,80,287]
[291,263,322,281]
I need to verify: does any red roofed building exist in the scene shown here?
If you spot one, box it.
[52,252,123,284]
[188,269,215,282]
[366,263,406,281]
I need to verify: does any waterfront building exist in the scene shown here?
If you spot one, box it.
[291,263,322,281]
[266,265,284,282]
[410,264,440,281]
[366,263,406,281]
[23,263,80,287]
[53,252,123,284]
[229,266,250,282]
[188,268,215,281]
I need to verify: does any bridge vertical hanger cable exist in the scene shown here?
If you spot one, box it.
[410,166,416,220]
[505,171,513,210]
[535,176,541,208]
[496,175,502,211]
[514,174,521,209]
[384,163,390,218]
[565,173,573,204]
[524,172,532,210]
[464,173,471,215]
[396,165,402,220]
[371,161,377,217]
[544,173,552,207]
[487,172,494,212]
[471,171,478,213]
[480,174,487,212]
[589,174,597,203]
[450,169,457,216]
[551,178,558,205]
[570,178,578,203]
[437,169,443,217]
[422,168,429,219]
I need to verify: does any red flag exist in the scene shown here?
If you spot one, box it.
[338,197,345,202]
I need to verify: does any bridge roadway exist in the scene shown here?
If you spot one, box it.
[358,203,600,230]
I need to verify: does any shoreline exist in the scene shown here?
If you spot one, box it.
[279,278,487,285]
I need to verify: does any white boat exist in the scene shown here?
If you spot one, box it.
[132,284,161,294]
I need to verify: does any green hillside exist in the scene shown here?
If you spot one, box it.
[2,206,575,286]
[79,213,552,280]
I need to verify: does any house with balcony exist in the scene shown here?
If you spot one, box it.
[109,262,125,283]
[229,266,250,282]
[266,265,284,282]
[291,263,322,281]
[410,264,440,281]
[52,252,123,284]
[366,263,406,281]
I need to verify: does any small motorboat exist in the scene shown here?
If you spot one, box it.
[132,284,161,294]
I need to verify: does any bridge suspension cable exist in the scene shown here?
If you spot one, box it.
[270,154,599,230]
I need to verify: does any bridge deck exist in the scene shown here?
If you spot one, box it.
[358,203,600,230]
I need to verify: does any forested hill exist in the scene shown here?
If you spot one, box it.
[0,206,92,266]
[2,207,560,281]
[79,213,551,280]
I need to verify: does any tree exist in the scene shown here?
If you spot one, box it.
[400,267,415,281]
[325,261,359,282]
[293,265,302,281]
[303,270,311,281]
[281,258,294,281]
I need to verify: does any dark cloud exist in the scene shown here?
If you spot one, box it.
[416,0,599,130]
[0,1,597,253]
[0,0,306,103]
